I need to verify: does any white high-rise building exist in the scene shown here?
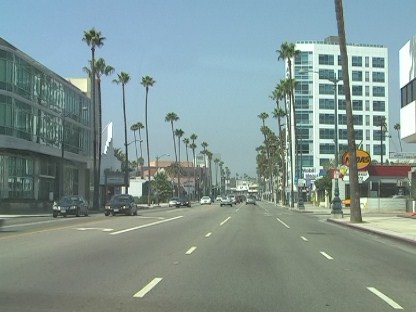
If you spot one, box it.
[287,36,389,185]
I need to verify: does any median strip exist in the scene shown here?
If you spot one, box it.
[110,216,183,235]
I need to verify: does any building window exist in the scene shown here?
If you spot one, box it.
[319,128,335,139]
[365,56,369,67]
[319,54,334,65]
[365,71,369,82]
[372,57,385,68]
[319,98,334,110]
[365,100,370,111]
[352,100,363,111]
[319,84,334,95]
[365,86,370,96]
[319,114,335,125]
[339,114,363,125]
[352,56,362,67]
[372,71,385,82]
[366,129,370,140]
[352,85,362,96]
[352,71,362,81]
[320,144,335,154]
[2,155,34,199]
[373,86,385,97]
[365,115,370,126]
[373,101,385,112]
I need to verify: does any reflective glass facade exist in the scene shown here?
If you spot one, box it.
[0,38,92,206]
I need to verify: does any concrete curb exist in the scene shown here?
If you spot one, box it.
[327,218,416,247]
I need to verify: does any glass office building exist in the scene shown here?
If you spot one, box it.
[0,38,93,211]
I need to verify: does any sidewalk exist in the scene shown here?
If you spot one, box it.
[285,202,416,246]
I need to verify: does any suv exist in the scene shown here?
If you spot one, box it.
[105,194,138,216]
[220,196,233,207]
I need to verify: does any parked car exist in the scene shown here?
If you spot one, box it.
[176,197,191,207]
[215,195,222,202]
[220,195,233,207]
[105,194,137,216]
[200,196,212,205]
[246,195,256,205]
[169,197,179,207]
[53,195,89,218]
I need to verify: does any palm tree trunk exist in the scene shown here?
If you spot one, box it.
[335,0,362,222]
[122,84,129,194]
[145,89,151,206]
[98,79,103,206]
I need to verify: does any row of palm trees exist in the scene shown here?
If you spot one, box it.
[256,1,368,223]
[82,28,155,207]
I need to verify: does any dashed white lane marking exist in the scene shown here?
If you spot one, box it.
[110,216,183,235]
[186,246,197,255]
[75,227,114,232]
[205,232,212,238]
[301,236,308,241]
[220,217,231,226]
[367,287,403,309]
[133,277,163,298]
[276,217,290,229]
[320,251,334,260]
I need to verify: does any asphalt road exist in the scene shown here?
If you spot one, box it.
[1,201,415,311]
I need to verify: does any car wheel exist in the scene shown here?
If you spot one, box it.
[134,209,138,216]
[85,209,89,217]
[52,212,58,218]
[76,208,80,217]
[105,211,109,216]
[62,214,67,218]
[111,211,116,216]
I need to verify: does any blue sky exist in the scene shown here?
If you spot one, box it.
[2,0,416,177]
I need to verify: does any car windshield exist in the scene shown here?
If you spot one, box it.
[58,196,81,205]
[110,195,131,204]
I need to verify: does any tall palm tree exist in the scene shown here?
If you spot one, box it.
[201,141,208,194]
[141,75,156,206]
[214,158,220,197]
[113,72,130,193]
[165,112,179,163]
[175,128,184,196]
[277,41,299,207]
[131,122,145,178]
[219,161,224,194]
[83,58,114,191]
[82,28,105,209]
[335,0,361,222]
[394,123,402,153]
[206,150,213,197]
[190,133,198,198]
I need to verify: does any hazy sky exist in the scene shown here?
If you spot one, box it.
[2,0,416,177]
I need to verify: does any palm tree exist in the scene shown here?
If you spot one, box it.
[82,28,105,209]
[131,122,145,178]
[83,57,114,191]
[175,128,184,196]
[214,158,220,197]
[335,0,361,222]
[206,150,213,197]
[141,75,156,206]
[219,161,224,194]
[190,133,198,198]
[165,112,179,163]
[113,72,130,193]
[277,41,299,207]
[394,123,402,153]
[201,141,208,195]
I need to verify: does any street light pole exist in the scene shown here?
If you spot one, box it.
[329,75,343,216]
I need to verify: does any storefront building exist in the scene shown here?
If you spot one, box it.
[0,38,93,212]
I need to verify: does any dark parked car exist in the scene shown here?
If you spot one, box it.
[176,197,191,207]
[105,194,138,216]
[53,195,89,218]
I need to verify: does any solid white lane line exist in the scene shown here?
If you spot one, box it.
[75,227,114,232]
[367,287,403,310]
[276,217,290,229]
[220,217,231,226]
[301,236,308,241]
[205,232,212,238]
[110,216,183,235]
[133,277,163,298]
[320,251,334,260]
[186,246,197,255]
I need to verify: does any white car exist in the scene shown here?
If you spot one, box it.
[168,197,179,207]
[200,196,211,205]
